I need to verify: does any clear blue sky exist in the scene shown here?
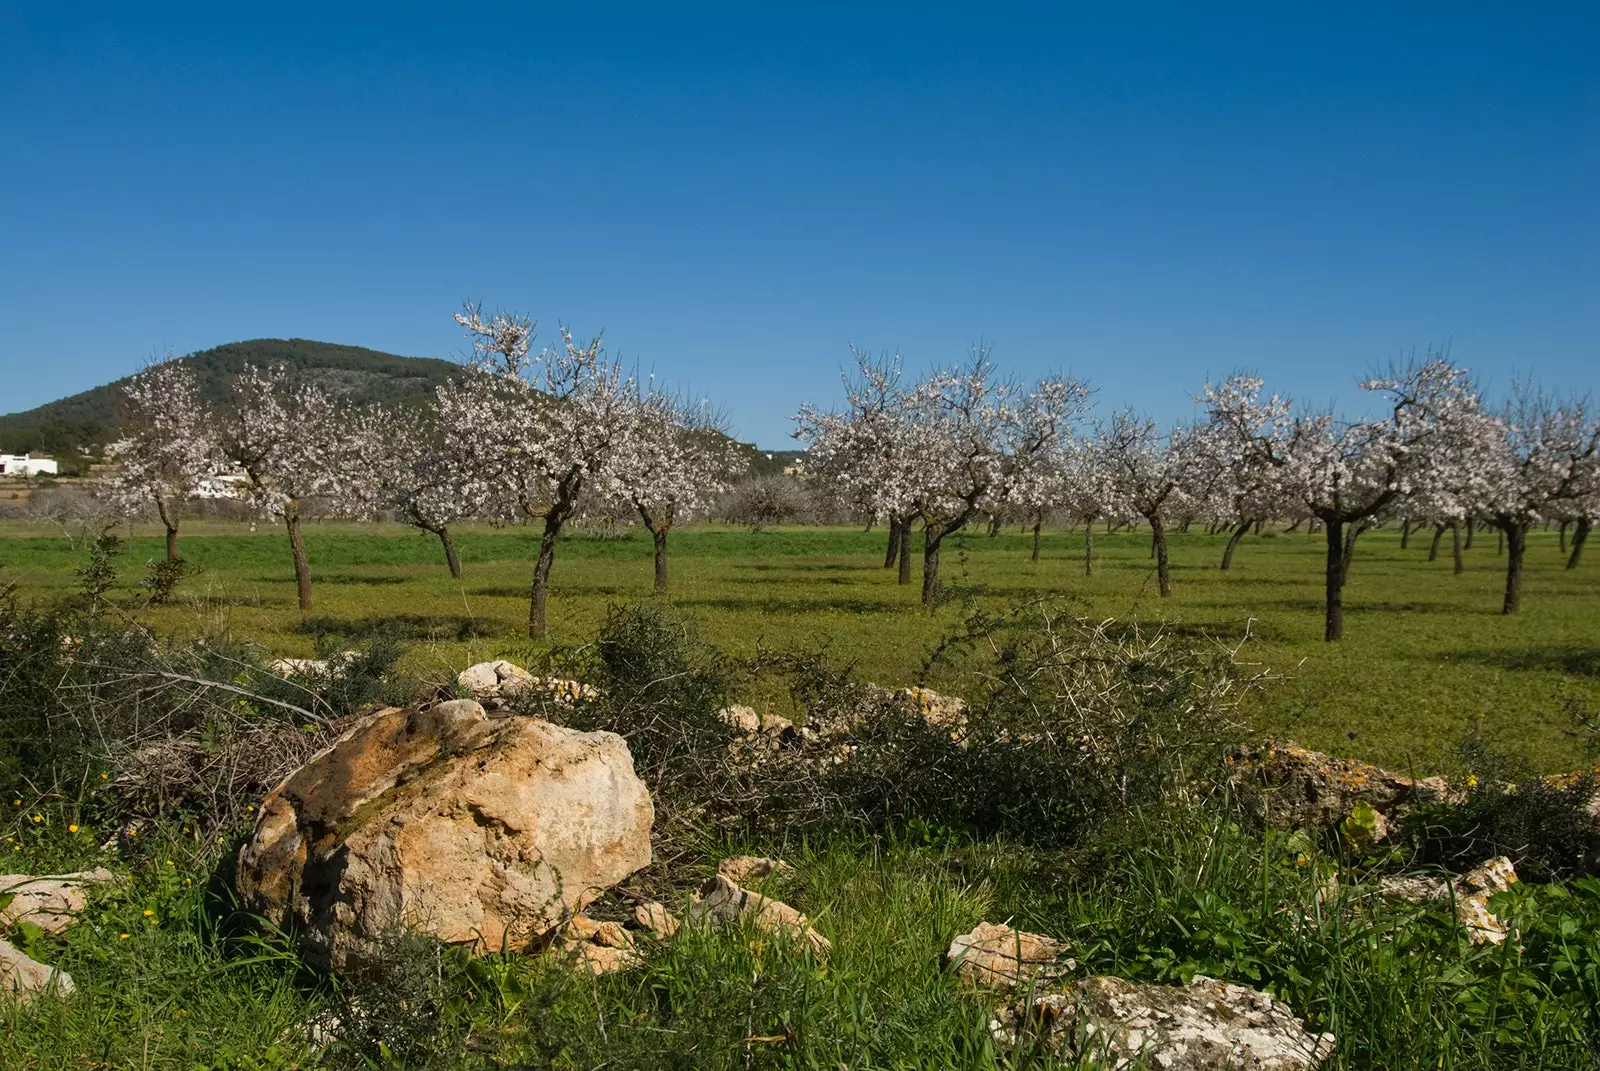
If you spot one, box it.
[2,3,1595,447]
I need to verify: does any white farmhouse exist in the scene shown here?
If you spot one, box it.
[0,453,59,477]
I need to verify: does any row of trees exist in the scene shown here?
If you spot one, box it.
[109,305,740,637]
[794,353,1599,640]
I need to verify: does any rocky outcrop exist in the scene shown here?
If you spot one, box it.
[690,874,831,955]
[947,921,1074,987]
[235,698,653,971]
[991,975,1335,1069]
[717,856,793,885]
[1,939,72,1000]
[1378,856,1518,945]
[1228,743,1457,834]
[457,660,597,704]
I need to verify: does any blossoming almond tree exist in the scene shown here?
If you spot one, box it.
[450,303,640,638]
[347,407,477,578]
[612,392,741,593]
[1096,411,1207,598]
[108,357,218,562]
[221,364,357,611]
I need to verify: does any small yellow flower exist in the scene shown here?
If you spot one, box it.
[165,859,175,867]
[174,1009,186,1016]
[1295,853,1310,868]
[246,805,255,813]
[31,814,41,823]
[119,933,130,940]
[1466,774,1479,788]
[12,799,20,806]
[68,824,79,833]
[143,909,154,917]
[100,772,108,780]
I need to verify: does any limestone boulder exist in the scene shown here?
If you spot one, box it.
[947,921,1073,987]
[1228,743,1457,832]
[235,699,653,971]
[691,874,831,956]
[717,856,793,886]
[1,938,72,1000]
[1378,856,1518,945]
[0,868,117,935]
[991,975,1335,1069]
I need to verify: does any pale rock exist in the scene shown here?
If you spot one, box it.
[0,868,117,935]
[559,915,639,974]
[718,705,761,733]
[717,856,793,885]
[691,874,831,956]
[947,921,1073,987]
[0,938,73,1000]
[634,901,680,937]
[1378,856,1518,945]
[991,975,1335,1069]
[235,699,654,971]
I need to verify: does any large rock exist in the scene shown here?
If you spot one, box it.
[1228,743,1457,832]
[1,938,72,1000]
[0,868,117,935]
[991,975,1335,1069]
[1378,856,1518,945]
[235,699,653,971]
[457,660,597,704]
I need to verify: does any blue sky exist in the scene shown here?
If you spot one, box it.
[1,3,1594,447]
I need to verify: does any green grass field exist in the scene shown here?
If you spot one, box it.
[4,517,1596,772]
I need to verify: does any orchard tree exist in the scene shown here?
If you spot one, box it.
[221,364,356,611]
[1057,437,1126,577]
[349,408,477,578]
[1471,387,1599,613]
[619,392,741,593]
[108,357,218,562]
[449,303,640,639]
[1194,376,1293,571]
[1096,411,1206,597]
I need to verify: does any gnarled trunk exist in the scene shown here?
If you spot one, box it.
[435,526,462,579]
[1220,518,1252,571]
[1031,520,1043,563]
[1451,520,1464,575]
[1083,516,1095,577]
[530,516,562,639]
[154,494,180,563]
[285,508,312,611]
[1427,523,1444,562]
[1568,517,1590,570]
[1340,521,1365,584]
[884,516,902,568]
[1323,517,1345,642]
[921,527,943,607]
[897,521,912,585]
[652,527,670,594]
[1559,520,1569,554]
[1500,521,1528,614]
[1400,518,1413,550]
[1464,518,1475,550]
[1149,513,1171,597]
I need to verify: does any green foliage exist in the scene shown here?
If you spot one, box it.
[75,524,122,613]
[141,555,199,605]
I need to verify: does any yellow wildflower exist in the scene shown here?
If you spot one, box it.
[119,933,130,940]
[143,909,154,917]
[68,824,79,833]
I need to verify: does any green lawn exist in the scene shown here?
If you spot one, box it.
[3,518,1596,771]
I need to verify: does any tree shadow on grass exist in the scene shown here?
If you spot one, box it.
[295,614,505,641]
[680,595,903,616]
[1438,646,1600,679]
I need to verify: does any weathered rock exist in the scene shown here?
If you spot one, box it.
[717,856,793,885]
[269,652,359,678]
[0,868,117,935]
[947,921,1073,987]
[634,901,680,937]
[991,974,1335,1069]
[0,938,73,1000]
[1229,743,1457,832]
[718,705,761,733]
[235,699,654,971]
[1378,856,1517,945]
[559,915,639,974]
[458,660,597,704]
[691,874,831,955]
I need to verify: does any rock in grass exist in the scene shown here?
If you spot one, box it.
[559,915,640,974]
[0,938,73,1000]
[0,868,117,935]
[1228,743,1457,833]
[633,901,680,937]
[716,856,793,885]
[947,921,1073,987]
[691,874,831,956]
[991,975,1335,1069]
[1378,856,1518,945]
[235,699,653,971]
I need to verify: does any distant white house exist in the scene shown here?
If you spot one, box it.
[0,453,59,477]
[196,472,250,499]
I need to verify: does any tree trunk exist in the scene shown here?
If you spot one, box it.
[884,516,901,569]
[1149,528,1158,559]
[1568,517,1590,570]
[1340,521,1365,585]
[165,524,179,564]
[437,526,462,579]
[1451,520,1464,575]
[1180,517,1193,534]
[1464,518,1475,549]
[921,528,943,607]
[1501,522,1527,614]
[652,526,670,594]
[1149,514,1171,597]
[897,522,912,585]
[1284,520,1302,534]
[1220,518,1252,571]
[529,515,563,639]
[1559,520,1569,554]
[286,510,312,611]
[1427,523,1444,562]
[154,495,180,563]
[1083,517,1095,577]
[1400,518,1413,550]
[1496,529,1503,556]
[987,514,1001,537]
[1323,517,1345,642]
[1031,520,1043,563]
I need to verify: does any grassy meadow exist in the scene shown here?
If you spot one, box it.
[3,516,1596,772]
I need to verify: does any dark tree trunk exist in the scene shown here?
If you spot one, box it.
[1254,519,1264,536]
[1323,517,1345,642]
[898,522,912,585]
[1220,518,1252,571]
[652,527,670,594]
[921,528,943,607]
[1400,519,1413,550]
[530,515,562,639]
[1149,514,1172,597]
[1083,516,1095,577]
[165,524,179,564]
[286,510,312,611]
[1031,520,1043,563]
[1427,523,1445,562]
[1284,520,1302,534]
[884,516,902,569]
[154,495,180,563]
[1451,520,1464,575]
[987,514,1002,538]
[1496,529,1503,556]
[437,526,462,579]
[1559,520,1569,554]
[1464,518,1475,549]
[1501,522,1527,614]
[1149,528,1158,559]
[1568,517,1590,569]
[1340,521,1365,584]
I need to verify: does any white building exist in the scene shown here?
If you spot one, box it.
[196,472,250,499]
[0,453,59,477]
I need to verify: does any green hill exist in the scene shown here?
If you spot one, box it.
[0,339,461,459]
